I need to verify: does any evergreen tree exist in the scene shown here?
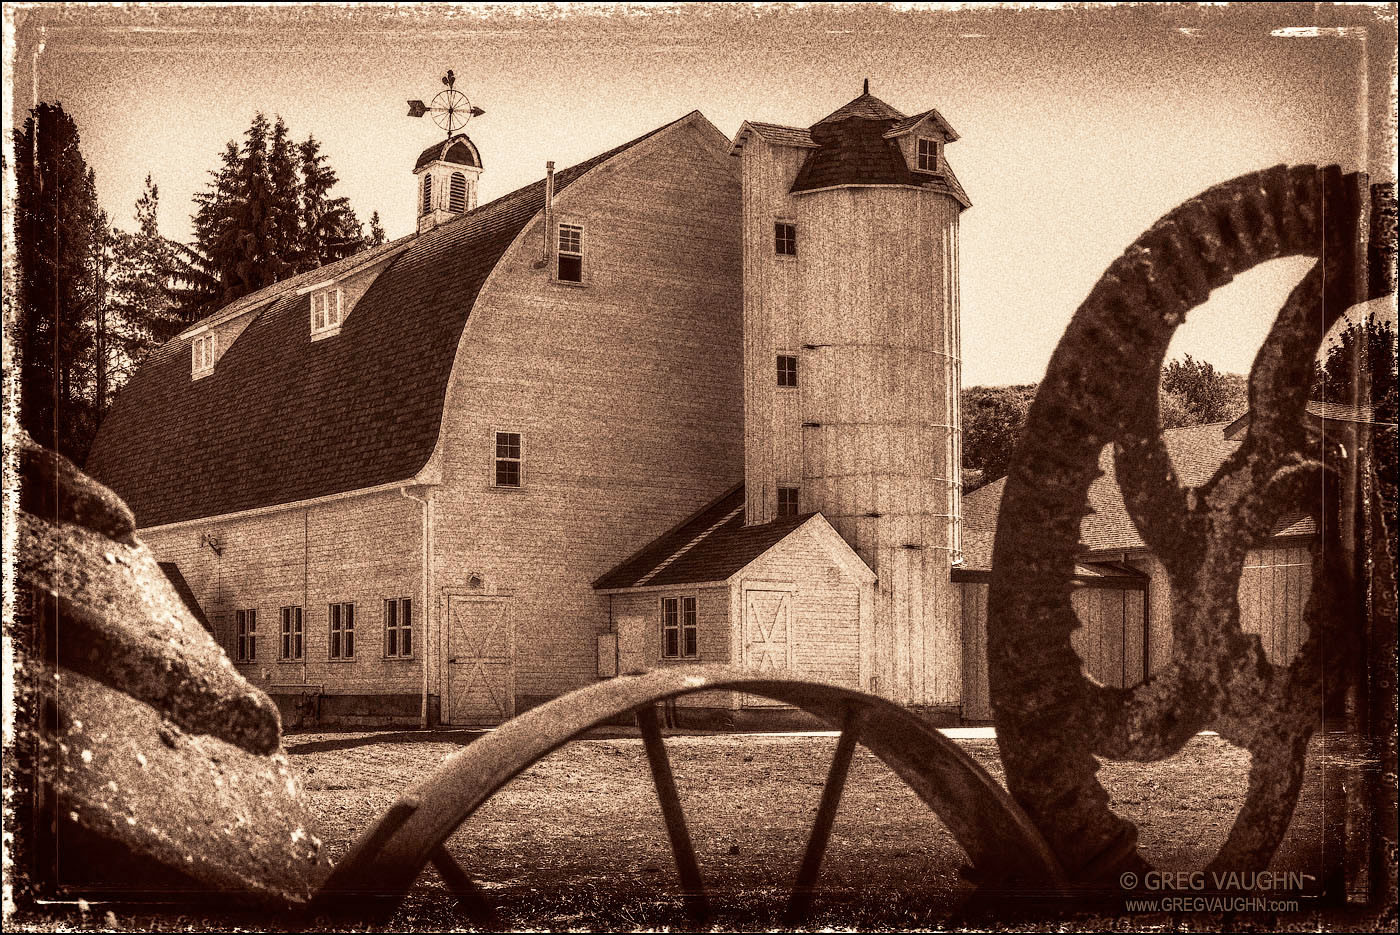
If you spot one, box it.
[1311,314,1398,408]
[12,102,103,459]
[367,211,387,247]
[171,115,371,320]
[298,134,363,270]
[104,175,182,404]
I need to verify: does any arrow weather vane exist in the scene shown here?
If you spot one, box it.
[407,70,485,138]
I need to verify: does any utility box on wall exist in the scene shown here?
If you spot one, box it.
[597,633,618,678]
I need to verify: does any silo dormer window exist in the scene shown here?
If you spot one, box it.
[421,174,433,215]
[917,137,941,172]
[449,172,467,213]
[191,333,216,378]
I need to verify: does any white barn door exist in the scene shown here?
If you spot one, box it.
[446,596,515,725]
[743,588,794,707]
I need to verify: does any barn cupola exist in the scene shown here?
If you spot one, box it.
[413,133,482,233]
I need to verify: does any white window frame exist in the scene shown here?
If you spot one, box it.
[916,136,941,173]
[329,601,355,660]
[310,286,344,340]
[192,333,216,378]
[279,606,303,661]
[492,430,524,489]
[235,608,257,663]
[660,595,699,659]
[384,596,413,658]
[556,222,584,283]
[774,220,797,257]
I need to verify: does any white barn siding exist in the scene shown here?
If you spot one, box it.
[430,117,744,713]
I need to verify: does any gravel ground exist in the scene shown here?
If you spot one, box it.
[15,729,1354,932]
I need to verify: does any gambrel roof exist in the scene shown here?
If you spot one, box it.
[87,114,695,528]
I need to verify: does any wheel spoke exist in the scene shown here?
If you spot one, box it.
[785,706,862,924]
[635,703,709,921]
[430,844,500,930]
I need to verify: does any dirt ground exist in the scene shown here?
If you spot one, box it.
[18,727,1370,932]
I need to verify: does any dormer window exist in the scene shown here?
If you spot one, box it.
[310,286,344,339]
[191,333,216,378]
[557,223,584,283]
[916,137,941,172]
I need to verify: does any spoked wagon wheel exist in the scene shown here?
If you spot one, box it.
[313,665,1064,927]
[987,166,1395,886]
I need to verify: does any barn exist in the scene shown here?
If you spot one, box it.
[86,82,1345,730]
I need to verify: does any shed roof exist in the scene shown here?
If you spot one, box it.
[594,485,834,590]
[87,114,692,528]
[959,422,1318,571]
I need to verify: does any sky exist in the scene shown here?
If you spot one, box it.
[7,3,1396,387]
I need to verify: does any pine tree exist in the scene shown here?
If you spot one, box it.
[172,115,372,320]
[367,211,387,247]
[12,102,104,459]
[298,134,363,269]
[104,175,182,404]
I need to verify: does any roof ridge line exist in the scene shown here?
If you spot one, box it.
[634,505,744,587]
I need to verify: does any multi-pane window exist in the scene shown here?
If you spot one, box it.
[661,596,698,659]
[494,431,523,487]
[310,287,343,334]
[558,223,584,282]
[778,486,800,517]
[384,597,413,658]
[421,174,433,215]
[449,173,467,213]
[329,602,355,659]
[280,606,303,660]
[192,334,216,375]
[774,221,797,256]
[235,609,257,662]
[917,137,940,172]
[777,354,798,387]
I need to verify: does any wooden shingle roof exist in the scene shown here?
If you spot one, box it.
[414,133,481,170]
[87,115,691,528]
[959,422,1318,571]
[593,485,818,590]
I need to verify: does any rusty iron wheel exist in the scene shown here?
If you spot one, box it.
[987,165,1395,885]
[313,665,1065,926]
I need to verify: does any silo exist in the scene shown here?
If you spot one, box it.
[733,88,969,707]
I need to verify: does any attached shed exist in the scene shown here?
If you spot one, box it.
[595,485,875,718]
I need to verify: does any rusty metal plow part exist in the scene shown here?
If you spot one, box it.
[987,166,1396,885]
[314,665,1066,924]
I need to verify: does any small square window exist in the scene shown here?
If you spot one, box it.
[385,597,413,658]
[917,137,940,172]
[777,487,800,517]
[661,596,698,659]
[494,431,523,487]
[235,608,257,662]
[329,601,355,659]
[192,334,216,376]
[777,354,798,388]
[774,222,797,256]
[280,606,303,660]
[558,224,584,283]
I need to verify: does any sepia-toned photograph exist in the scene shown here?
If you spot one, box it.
[3,3,1396,931]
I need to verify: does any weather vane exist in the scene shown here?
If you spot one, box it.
[407,69,485,138]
